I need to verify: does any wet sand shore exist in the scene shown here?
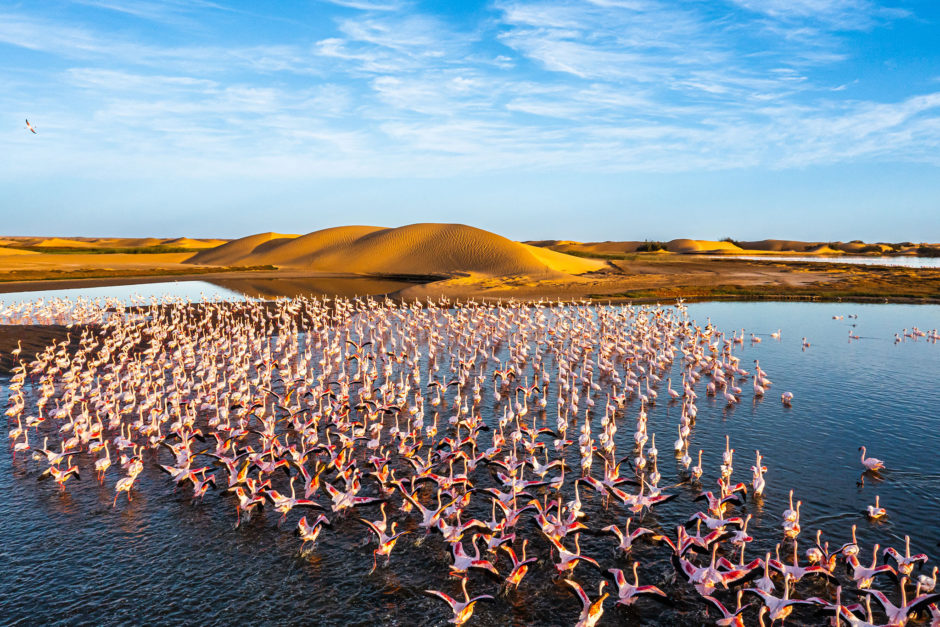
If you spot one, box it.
[1,257,937,304]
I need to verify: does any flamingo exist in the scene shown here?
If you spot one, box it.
[564,578,608,627]
[691,449,704,481]
[703,590,751,627]
[744,579,817,624]
[358,516,410,573]
[918,566,938,593]
[753,375,765,397]
[501,539,536,591]
[883,536,927,576]
[297,514,331,552]
[39,455,79,488]
[865,495,886,520]
[862,577,940,627]
[265,476,325,526]
[94,441,111,482]
[608,563,667,606]
[602,517,655,554]
[548,533,600,576]
[449,534,499,578]
[859,446,885,471]
[676,544,755,596]
[846,544,897,589]
[426,578,494,626]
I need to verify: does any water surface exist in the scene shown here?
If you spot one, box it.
[0,277,420,309]
[2,299,938,626]
[700,254,940,268]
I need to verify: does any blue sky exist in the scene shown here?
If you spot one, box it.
[2,0,939,241]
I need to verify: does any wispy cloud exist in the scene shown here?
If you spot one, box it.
[728,0,909,28]
[0,0,937,184]
[318,0,403,10]
[69,0,230,24]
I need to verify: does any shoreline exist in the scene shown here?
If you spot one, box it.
[0,269,441,295]
[0,257,936,305]
[0,254,940,304]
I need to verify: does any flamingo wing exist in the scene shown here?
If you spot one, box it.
[577,554,601,570]
[564,578,590,606]
[357,517,383,537]
[608,568,628,588]
[425,589,458,608]
[677,557,700,580]
[906,593,940,615]
[636,585,667,597]
[702,595,731,617]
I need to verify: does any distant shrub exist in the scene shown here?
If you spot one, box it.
[720,237,741,246]
[917,245,940,257]
[636,241,666,252]
[849,239,864,244]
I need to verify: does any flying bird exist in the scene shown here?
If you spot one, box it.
[25,118,37,134]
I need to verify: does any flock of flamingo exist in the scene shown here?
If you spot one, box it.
[3,295,939,626]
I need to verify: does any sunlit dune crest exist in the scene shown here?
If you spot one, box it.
[186,223,607,278]
[183,232,301,266]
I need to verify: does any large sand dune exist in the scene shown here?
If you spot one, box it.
[186,223,606,278]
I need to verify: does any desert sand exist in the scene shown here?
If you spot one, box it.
[0,225,936,304]
[530,237,935,257]
[0,236,227,249]
[186,223,607,278]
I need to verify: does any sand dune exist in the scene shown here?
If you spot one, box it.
[802,244,844,254]
[163,237,228,248]
[521,244,608,274]
[0,236,227,250]
[530,239,750,255]
[31,237,100,248]
[529,238,913,256]
[665,239,744,254]
[237,226,387,267]
[738,240,820,252]
[186,223,606,278]
[527,240,646,256]
[186,232,300,266]
[0,247,40,255]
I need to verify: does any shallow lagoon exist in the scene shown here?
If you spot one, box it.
[1,295,938,626]
[700,255,940,268]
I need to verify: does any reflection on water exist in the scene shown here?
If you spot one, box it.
[208,277,421,299]
[1,300,938,626]
[0,280,241,306]
[0,277,423,306]
[700,254,940,268]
